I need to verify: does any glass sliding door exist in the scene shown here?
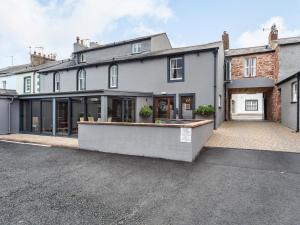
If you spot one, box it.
[41,99,53,134]
[56,99,69,135]
[71,97,84,134]
[108,97,136,122]
[31,100,41,133]
[87,97,101,122]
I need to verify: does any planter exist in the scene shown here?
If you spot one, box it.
[139,117,152,123]
[195,114,213,120]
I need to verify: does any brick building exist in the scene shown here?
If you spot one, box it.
[224,26,281,121]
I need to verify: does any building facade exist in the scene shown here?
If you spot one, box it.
[13,33,225,136]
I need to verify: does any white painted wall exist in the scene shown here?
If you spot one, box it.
[0,75,16,90]
[231,93,264,120]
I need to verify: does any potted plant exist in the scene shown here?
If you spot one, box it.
[139,105,153,123]
[194,104,215,120]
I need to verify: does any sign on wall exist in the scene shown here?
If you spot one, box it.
[180,128,192,143]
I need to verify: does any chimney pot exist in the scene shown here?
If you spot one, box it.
[80,40,84,45]
[76,36,80,44]
[222,31,230,50]
[269,24,278,45]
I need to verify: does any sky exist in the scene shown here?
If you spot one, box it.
[1,0,300,68]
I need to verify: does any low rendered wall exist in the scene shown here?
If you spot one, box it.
[78,120,213,162]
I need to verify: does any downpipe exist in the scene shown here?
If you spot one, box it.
[8,97,14,134]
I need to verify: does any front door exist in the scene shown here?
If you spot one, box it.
[179,95,194,119]
[154,96,175,119]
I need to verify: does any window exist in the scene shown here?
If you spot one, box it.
[36,74,40,93]
[109,65,118,88]
[292,82,298,102]
[77,69,86,91]
[225,59,231,80]
[2,80,6,89]
[245,100,258,111]
[169,56,184,82]
[24,76,31,93]
[218,95,222,108]
[54,72,61,92]
[132,43,142,54]
[244,58,256,77]
[79,54,86,63]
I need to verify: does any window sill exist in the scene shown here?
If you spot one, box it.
[168,79,184,83]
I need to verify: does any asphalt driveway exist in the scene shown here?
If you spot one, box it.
[0,141,300,225]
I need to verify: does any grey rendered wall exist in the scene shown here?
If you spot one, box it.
[216,45,225,127]
[78,123,213,162]
[41,47,223,127]
[192,122,214,160]
[10,100,20,133]
[279,44,300,80]
[0,99,9,134]
[280,78,298,130]
[83,39,151,63]
[151,34,172,51]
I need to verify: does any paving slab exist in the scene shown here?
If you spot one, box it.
[0,133,78,149]
[206,121,300,153]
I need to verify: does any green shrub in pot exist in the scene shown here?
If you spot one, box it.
[194,104,215,116]
[139,105,153,119]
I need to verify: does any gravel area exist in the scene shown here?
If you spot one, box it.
[206,121,300,152]
[1,142,300,225]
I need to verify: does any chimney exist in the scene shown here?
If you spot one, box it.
[30,50,56,66]
[269,24,278,45]
[73,36,88,52]
[222,31,229,50]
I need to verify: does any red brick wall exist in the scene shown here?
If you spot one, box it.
[230,52,276,81]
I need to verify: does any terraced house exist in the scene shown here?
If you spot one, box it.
[9,33,225,136]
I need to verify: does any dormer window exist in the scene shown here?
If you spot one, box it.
[132,43,142,54]
[79,54,86,63]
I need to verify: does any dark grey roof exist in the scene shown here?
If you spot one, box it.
[40,41,222,73]
[228,77,275,89]
[225,45,274,57]
[0,64,31,75]
[0,89,18,97]
[277,71,300,85]
[75,33,168,54]
[0,60,70,77]
[277,36,300,46]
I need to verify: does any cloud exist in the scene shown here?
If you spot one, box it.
[0,0,172,67]
[237,16,300,47]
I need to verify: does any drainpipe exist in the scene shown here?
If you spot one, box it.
[213,48,218,130]
[297,73,300,132]
[8,97,14,134]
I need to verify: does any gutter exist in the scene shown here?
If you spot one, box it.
[8,97,14,134]
[213,48,218,130]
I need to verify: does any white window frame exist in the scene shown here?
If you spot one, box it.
[54,72,61,92]
[24,76,31,93]
[245,99,258,111]
[109,65,118,88]
[292,82,298,102]
[244,57,256,77]
[2,80,6,89]
[132,43,142,54]
[35,74,40,93]
[169,57,184,81]
[78,69,86,91]
[218,95,222,108]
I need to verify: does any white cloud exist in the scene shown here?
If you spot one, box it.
[0,0,172,67]
[237,16,300,47]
